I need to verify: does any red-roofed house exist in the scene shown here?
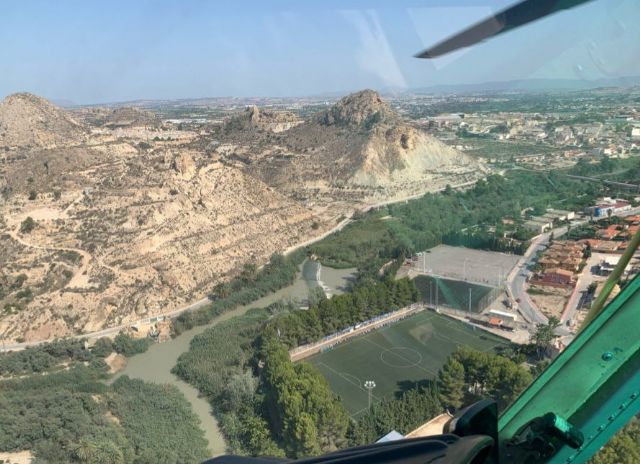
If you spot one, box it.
[598,228,620,240]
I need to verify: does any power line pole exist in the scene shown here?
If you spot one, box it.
[468,287,472,312]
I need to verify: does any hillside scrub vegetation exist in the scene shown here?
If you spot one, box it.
[20,216,36,233]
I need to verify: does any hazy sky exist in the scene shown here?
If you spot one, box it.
[1,0,639,103]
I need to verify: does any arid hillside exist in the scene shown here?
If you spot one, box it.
[0,90,484,343]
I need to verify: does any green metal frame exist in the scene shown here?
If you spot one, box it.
[498,274,640,463]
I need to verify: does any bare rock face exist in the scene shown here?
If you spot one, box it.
[0,93,86,149]
[318,89,398,128]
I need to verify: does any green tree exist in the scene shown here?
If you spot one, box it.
[91,338,114,358]
[438,358,465,410]
[307,286,327,307]
[73,438,97,463]
[111,333,151,356]
[532,316,560,359]
[214,282,231,298]
[291,413,321,457]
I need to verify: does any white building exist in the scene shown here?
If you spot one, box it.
[488,309,518,322]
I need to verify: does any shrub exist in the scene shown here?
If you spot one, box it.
[20,217,36,233]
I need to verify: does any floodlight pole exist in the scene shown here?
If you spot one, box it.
[364,380,376,409]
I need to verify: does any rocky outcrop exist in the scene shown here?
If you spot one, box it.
[74,106,160,128]
[224,105,301,133]
[317,89,398,128]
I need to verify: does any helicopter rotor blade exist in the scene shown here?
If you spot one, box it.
[415,0,595,59]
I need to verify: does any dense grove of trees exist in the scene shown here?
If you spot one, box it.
[0,365,209,463]
[261,338,350,457]
[443,229,530,255]
[348,386,442,446]
[437,347,533,412]
[264,277,419,348]
[173,252,304,334]
[173,308,269,402]
[107,377,210,463]
[0,338,93,376]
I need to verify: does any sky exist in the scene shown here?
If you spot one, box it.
[1,0,639,104]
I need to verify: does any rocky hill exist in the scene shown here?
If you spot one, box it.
[73,106,160,128]
[316,89,398,128]
[0,93,86,149]
[0,154,320,342]
[214,90,482,204]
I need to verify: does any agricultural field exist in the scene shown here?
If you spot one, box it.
[305,310,508,417]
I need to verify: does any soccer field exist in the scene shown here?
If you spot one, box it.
[305,310,508,418]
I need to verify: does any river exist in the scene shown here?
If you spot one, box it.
[112,260,355,457]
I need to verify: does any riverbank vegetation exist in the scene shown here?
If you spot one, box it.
[0,334,150,377]
[173,251,305,334]
[0,365,209,463]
